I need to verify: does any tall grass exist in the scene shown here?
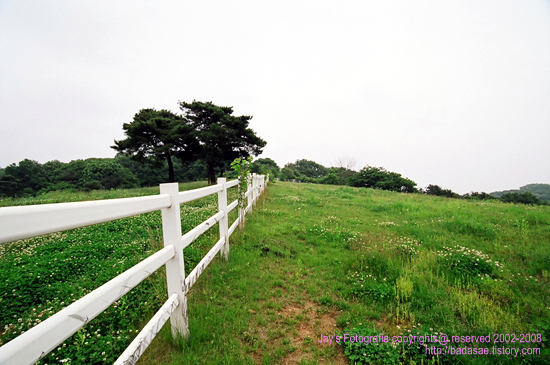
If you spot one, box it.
[140,182,549,364]
[1,181,549,364]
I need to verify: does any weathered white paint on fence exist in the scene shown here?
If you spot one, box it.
[114,293,180,365]
[0,175,268,365]
[226,179,239,189]
[160,183,189,340]
[228,216,240,237]
[181,210,225,250]
[183,236,226,294]
[178,183,222,204]
[228,199,238,212]
[217,178,230,260]
[247,175,253,213]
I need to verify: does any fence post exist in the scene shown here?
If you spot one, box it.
[252,173,258,205]
[260,175,265,194]
[217,178,229,260]
[247,174,253,214]
[257,175,261,200]
[238,176,245,229]
[159,183,189,339]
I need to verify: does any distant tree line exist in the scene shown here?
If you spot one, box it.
[0,156,211,197]
[272,159,549,206]
[17,98,545,207]
[2,143,548,208]
[423,184,550,205]
[490,184,550,202]
[278,159,418,192]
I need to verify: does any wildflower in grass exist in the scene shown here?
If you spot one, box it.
[436,245,502,279]
[348,271,392,301]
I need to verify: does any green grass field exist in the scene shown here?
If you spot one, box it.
[1,181,550,364]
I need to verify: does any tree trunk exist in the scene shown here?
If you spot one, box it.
[207,160,216,185]
[166,152,175,183]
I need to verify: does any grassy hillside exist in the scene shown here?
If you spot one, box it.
[1,182,550,364]
[0,181,239,364]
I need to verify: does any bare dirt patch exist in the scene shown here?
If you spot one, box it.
[276,301,346,365]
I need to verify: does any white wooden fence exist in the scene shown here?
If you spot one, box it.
[0,173,268,365]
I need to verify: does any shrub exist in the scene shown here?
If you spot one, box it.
[320,173,339,185]
[348,166,417,193]
[463,191,497,200]
[348,271,394,301]
[80,159,139,190]
[425,184,460,198]
[500,191,541,205]
[82,180,103,191]
[436,245,503,279]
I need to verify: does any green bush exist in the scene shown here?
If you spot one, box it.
[348,272,394,302]
[436,245,503,279]
[425,184,460,198]
[320,173,339,185]
[348,166,417,193]
[501,191,542,205]
[82,180,103,191]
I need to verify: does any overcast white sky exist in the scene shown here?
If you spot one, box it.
[0,1,549,194]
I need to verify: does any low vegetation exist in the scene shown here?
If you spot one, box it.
[0,181,238,364]
[1,181,550,364]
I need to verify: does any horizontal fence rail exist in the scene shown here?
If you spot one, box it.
[0,194,171,244]
[0,173,268,365]
[181,210,225,250]
[113,293,180,365]
[0,245,176,364]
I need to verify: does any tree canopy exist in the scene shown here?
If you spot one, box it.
[491,183,550,202]
[251,158,280,179]
[280,159,328,182]
[425,184,460,198]
[0,159,48,196]
[348,166,417,193]
[500,191,542,205]
[111,108,198,182]
[179,100,266,184]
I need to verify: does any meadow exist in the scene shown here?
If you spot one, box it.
[1,181,549,364]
